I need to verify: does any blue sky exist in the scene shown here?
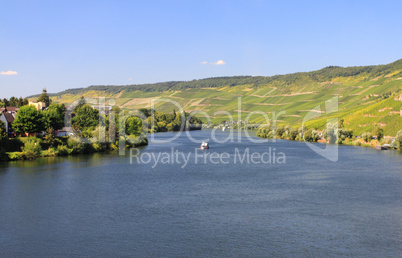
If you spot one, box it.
[1,0,402,98]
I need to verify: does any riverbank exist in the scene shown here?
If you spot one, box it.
[257,132,402,151]
[2,136,148,162]
[1,126,203,162]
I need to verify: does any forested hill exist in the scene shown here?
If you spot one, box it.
[30,59,402,96]
[29,59,402,136]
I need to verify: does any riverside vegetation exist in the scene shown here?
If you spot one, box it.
[0,92,202,161]
[256,121,402,150]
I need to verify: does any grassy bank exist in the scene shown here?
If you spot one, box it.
[2,135,148,161]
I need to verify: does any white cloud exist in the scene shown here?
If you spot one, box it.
[128,78,132,81]
[201,60,226,65]
[213,60,226,65]
[0,70,18,75]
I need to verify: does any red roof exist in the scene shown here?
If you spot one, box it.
[4,113,15,123]
[5,107,19,112]
[0,107,19,112]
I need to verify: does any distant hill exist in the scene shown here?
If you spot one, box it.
[29,59,402,135]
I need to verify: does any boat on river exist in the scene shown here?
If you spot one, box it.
[200,141,209,149]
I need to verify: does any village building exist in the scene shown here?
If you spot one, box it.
[28,100,46,110]
[0,107,18,136]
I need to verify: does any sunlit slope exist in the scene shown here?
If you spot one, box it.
[40,59,402,135]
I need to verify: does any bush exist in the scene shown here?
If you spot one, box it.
[110,143,119,151]
[22,137,42,160]
[67,137,96,154]
[41,147,57,157]
[393,130,402,150]
[275,126,286,139]
[304,129,319,142]
[381,137,393,145]
[339,129,353,142]
[56,145,71,156]
[289,128,298,141]
[67,137,85,154]
[41,128,63,149]
[81,127,94,138]
[0,121,8,158]
[120,135,148,148]
[8,152,25,160]
[362,132,372,143]
[343,140,354,146]
[92,142,108,152]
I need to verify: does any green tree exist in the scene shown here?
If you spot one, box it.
[0,120,7,139]
[138,108,151,118]
[43,103,65,130]
[108,106,121,139]
[13,105,45,134]
[289,128,298,141]
[125,116,143,136]
[372,126,384,141]
[42,127,60,148]
[71,104,99,131]
[362,132,372,143]
[37,88,52,107]
[394,130,402,150]
[276,126,286,139]
[2,98,9,107]
[157,121,167,132]
[18,97,28,107]
[304,129,319,142]
[0,120,8,159]
[172,112,183,131]
[74,95,86,112]
[323,123,338,144]
[0,97,28,108]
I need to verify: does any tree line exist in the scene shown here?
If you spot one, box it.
[257,120,402,150]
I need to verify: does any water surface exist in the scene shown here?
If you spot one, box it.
[0,131,401,256]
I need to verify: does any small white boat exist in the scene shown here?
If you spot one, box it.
[200,141,209,149]
[222,126,226,132]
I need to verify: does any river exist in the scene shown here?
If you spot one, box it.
[0,130,401,256]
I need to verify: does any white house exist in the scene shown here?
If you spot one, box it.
[0,112,16,134]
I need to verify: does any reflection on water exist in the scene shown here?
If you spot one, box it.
[0,131,401,256]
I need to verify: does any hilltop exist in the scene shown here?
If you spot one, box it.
[30,59,402,136]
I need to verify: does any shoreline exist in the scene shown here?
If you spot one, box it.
[2,128,401,164]
[257,135,402,152]
[1,126,203,163]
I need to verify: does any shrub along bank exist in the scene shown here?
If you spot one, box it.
[3,135,148,161]
[257,122,402,150]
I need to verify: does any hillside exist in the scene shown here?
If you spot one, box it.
[31,59,402,136]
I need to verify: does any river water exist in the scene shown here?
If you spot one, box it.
[0,130,401,256]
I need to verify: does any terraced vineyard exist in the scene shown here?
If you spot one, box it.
[33,59,402,136]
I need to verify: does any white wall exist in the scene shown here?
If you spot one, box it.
[0,114,8,132]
